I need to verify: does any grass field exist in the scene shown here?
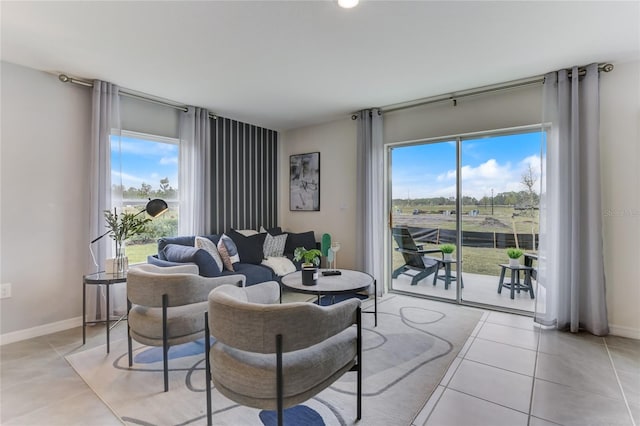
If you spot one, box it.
[125,242,157,265]
[392,205,538,276]
[392,242,528,277]
[393,204,538,234]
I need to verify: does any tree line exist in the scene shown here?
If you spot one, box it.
[112,177,177,200]
[393,190,540,209]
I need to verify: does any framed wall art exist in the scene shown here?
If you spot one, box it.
[289,152,320,211]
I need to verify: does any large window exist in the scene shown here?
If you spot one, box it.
[111,131,179,263]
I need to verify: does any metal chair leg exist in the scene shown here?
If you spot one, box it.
[205,312,212,426]
[162,294,169,392]
[276,334,283,426]
[356,306,362,420]
[127,299,133,367]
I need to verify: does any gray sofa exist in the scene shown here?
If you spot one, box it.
[147,229,318,286]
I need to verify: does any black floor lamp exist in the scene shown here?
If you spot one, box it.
[90,198,169,244]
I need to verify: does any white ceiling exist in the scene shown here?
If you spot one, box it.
[2,1,639,130]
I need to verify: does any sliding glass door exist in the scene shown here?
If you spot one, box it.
[389,140,459,302]
[388,128,543,313]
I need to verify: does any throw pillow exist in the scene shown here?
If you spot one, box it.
[195,236,224,272]
[228,229,266,264]
[259,225,283,235]
[234,229,259,237]
[217,234,240,271]
[161,244,221,277]
[263,232,287,257]
[284,230,317,254]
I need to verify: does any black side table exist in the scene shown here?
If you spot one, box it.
[431,258,464,290]
[83,272,127,353]
[497,264,535,300]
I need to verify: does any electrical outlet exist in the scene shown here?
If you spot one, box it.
[0,283,12,299]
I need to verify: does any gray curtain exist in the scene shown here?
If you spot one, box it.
[89,80,120,270]
[355,109,384,295]
[535,64,608,335]
[88,80,122,320]
[178,107,211,235]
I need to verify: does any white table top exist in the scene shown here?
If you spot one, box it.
[280,269,374,295]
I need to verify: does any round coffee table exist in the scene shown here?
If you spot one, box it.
[280,269,377,326]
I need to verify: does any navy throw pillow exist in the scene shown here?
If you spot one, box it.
[228,229,266,265]
[284,231,317,254]
[161,244,221,277]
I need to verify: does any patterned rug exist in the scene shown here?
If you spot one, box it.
[66,294,481,426]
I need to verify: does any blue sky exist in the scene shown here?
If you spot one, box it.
[111,135,178,191]
[392,132,544,200]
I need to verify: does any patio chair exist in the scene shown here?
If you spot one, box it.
[391,227,443,285]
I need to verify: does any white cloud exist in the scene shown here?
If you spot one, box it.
[395,156,547,200]
[159,156,178,165]
[112,170,146,188]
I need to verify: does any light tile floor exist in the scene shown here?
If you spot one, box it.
[413,310,640,426]
[1,299,638,425]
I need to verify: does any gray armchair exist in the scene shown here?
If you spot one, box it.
[126,263,245,392]
[204,281,362,426]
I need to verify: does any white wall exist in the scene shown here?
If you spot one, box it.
[279,118,358,269]
[0,62,183,343]
[599,60,640,338]
[1,61,91,339]
[281,61,640,338]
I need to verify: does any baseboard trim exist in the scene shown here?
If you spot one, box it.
[0,316,82,346]
[609,323,640,340]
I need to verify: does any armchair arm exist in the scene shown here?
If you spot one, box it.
[127,269,245,307]
[209,292,360,354]
[134,263,199,275]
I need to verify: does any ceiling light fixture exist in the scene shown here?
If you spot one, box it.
[338,0,359,9]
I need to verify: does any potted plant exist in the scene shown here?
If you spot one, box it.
[440,244,456,261]
[294,247,322,285]
[507,247,524,267]
[104,208,151,273]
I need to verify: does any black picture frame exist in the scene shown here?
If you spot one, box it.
[289,152,320,211]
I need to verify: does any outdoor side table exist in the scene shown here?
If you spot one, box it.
[83,271,127,353]
[431,258,464,290]
[497,264,535,300]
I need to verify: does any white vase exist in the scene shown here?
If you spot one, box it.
[443,253,453,261]
[509,258,520,267]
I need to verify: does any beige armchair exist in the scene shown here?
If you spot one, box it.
[126,263,245,392]
[204,281,361,426]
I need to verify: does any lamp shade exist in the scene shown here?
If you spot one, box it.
[145,198,168,218]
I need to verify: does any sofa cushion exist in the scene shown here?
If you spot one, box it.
[157,235,220,259]
[195,236,224,272]
[263,232,287,257]
[284,230,316,254]
[228,229,266,265]
[161,244,221,277]
[217,234,240,271]
[230,263,275,286]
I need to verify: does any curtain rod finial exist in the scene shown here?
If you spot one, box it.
[602,63,614,73]
[59,74,70,83]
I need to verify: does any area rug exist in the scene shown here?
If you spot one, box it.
[66,294,481,426]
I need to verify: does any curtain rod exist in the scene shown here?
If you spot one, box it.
[369,63,614,116]
[58,74,218,120]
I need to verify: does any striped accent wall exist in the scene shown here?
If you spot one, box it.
[211,117,278,234]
